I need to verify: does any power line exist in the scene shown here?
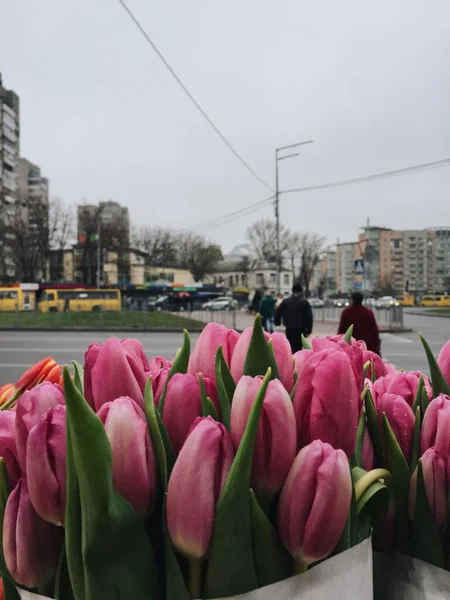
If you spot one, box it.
[117,0,273,193]
[193,196,275,233]
[281,157,450,195]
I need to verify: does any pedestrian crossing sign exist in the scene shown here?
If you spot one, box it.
[354,259,365,275]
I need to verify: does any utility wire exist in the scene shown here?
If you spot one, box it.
[192,195,275,231]
[117,0,273,193]
[281,157,450,195]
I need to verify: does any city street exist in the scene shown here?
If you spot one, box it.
[0,310,448,384]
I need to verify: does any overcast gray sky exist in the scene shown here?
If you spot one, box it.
[1,0,450,251]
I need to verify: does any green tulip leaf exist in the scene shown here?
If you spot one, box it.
[290,372,298,401]
[204,369,271,598]
[55,549,75,600]
[411,461,445,568]
[422,386,430,415]
[143,382,189,600]
[301,334,312,350]
[420,333,450,397]
[353,412,367,469]
[410,407,421,473]
[352,467,391,531]
[198,375,219,421]
[343,325,354,343]
[356,505,372,544]
[243,316,280,380]
[159,330,191,416]
[63,368,158,600]
[216,345,236,401]
[2,579,20,600]
[382,414,411,552]
[334,467,358,553]
[215,347,231,430]
[362,360,371,380]
[249,490,292,587]
[71,360,84,395]
[363,387,384,467]
[412,375,424,415]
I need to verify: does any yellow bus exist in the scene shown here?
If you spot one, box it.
[38,289,121,313]
[0,287,34,311]
[420,295,450,308]
[396,293,415,307]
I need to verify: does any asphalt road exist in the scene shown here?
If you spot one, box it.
[0,310,448,384]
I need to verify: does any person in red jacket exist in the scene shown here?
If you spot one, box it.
[337,292,380,353]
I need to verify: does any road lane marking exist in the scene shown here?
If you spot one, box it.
[381,333,413,344]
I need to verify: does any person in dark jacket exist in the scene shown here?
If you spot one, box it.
[337,292,380,353]
[275,283,313,353]
[259,289,276,333]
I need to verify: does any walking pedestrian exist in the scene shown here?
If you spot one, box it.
[259,289,276,333]
[275,283,313,353]
[337,292,380,353]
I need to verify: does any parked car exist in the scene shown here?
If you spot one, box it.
[203,297,237,311]
[309,298,324,308]
[147,296,169,312]
[333,298,350,308]
[375,296,400,308]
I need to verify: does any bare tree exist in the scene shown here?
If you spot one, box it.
[245,219,290,263]
[133,226,177,266]
[296,233,326,295]
[48,198,74,280]
[11,200,49,282]
[176,233,223,282]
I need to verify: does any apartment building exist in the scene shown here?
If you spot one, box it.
[0,73,20,279]
[77,201,130,248]
[378,230,404,293]
[336,243,356,294]
[427,227,450,292]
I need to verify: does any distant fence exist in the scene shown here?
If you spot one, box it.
[310,305,404,330]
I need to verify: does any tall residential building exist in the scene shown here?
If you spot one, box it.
[18,157,49,221]
[427,227,450,292]
[336,242,356,294]
[0,72,20,279]
[359,224,391,292]
[77,200,130,247]
[378,229,404,293]
[403,230,428,293]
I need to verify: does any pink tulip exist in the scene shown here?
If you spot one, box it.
[375,372,432,408]
[438,340,450,386]
[292,349,359,458]
[84,338,150,412]
[3,479,62,588]
[377,393,415,462]
[363,350,387,380]
[421,394,450,457]
[163,373,219,454]
[15,382,64,472]
[230,328,294,392]
[148,356,172,405]
[268,333,294,392]
[294,349,313,382]
[384,362,398,376]
[97,397,157,518]
[231,377,296,503]
[166,417,234,560]
[277,440,352,566]
[0,411,21,489]
[311,335,364,388]
[27,405,66,526]
[188,323,239,377]
[409,448,447,529]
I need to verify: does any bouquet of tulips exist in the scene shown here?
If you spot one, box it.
[0,316,449,600]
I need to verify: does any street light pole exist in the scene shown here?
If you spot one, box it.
[274,139,313,294]
[96,220,101,289]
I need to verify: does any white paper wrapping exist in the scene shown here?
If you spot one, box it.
[18,538,373,600]
[374,550,450,600]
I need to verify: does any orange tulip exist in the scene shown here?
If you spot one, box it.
[0,383,15,407]
[15,358,61,391]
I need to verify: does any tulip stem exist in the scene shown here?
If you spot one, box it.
[355,468,391,502]
[188,559,203,599]
[294,558,308,575]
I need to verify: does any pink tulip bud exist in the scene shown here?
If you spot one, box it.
[188,323,239,377]
[293,349,313,382]
[27,405,66,526]
[163,373,219,454]
[409,448,447,529]
[230,327,269,383]
[421,394,450,457]
[3,479,62,588]
[293,349,359,458]
[377,393,415,462]
[0,411,21,489]
[15,382,64,473]
[376,372,432,408]
[363,350,387,380]
[231,376,296,503]
[167,417,234,560]
[312,335,364,388]
[277,440,352,566]
[97,397,157,518]
[438,340,450,386]
[148,356,172,405]
[268,333,294,392]
[84,338,150,412]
